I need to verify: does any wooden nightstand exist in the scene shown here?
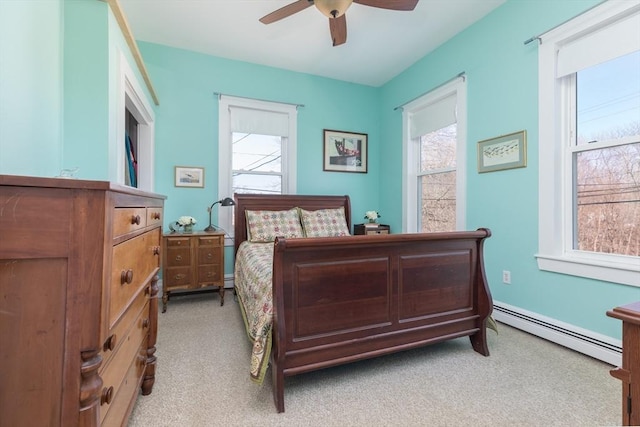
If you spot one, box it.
[162,231,225,312]
[354,223,391,235]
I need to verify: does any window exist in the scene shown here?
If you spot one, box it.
[218,96,297,237]
[402,77,466,233]
[537,2,640,286]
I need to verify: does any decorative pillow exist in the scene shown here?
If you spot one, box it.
[300,207,350,237]
[246,208,304,242]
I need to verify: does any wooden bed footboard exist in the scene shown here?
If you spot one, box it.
[270,229,493,412]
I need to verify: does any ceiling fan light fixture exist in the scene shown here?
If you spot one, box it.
[314,0,353,18]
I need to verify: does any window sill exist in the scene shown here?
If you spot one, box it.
[536,253,639,287]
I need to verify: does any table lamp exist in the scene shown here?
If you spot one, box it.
[204,197,235,232]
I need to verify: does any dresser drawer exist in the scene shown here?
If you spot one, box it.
[198,246,221,265]
[110,229,160,328]
[113,207,147,237]
[198,265,222,284]
[101,283,149,366]
[146,207,163,227]
[99,303,149,424]
[166,247,191,267]
[100,338,148,426]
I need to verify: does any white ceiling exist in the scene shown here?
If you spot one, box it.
[119,0,505,87]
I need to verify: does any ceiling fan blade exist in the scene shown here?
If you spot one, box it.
[353,0,418,11]
[329,14,347,46]
[259,0,314,24]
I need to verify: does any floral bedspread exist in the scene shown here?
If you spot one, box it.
[234,241,275,383]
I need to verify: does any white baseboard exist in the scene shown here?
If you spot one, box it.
[493,301,621,367]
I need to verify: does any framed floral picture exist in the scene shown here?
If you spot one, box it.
[175,166,205,188]
[323,129,368,173]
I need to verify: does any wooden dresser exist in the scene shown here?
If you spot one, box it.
[0,175,165,427]
[162,231,225,312]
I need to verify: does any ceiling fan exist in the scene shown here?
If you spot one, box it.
[259,0,419,47]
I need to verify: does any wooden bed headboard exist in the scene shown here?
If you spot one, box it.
[233,193,351,255]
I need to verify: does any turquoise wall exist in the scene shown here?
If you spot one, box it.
[379,0,639,339]
[138,42,381,273]
[0,0,63,177]
[0,0,636,340]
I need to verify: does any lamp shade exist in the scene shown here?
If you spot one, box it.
[315,0,353,18]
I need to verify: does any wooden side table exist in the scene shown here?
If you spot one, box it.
[354,223,391,235]
[162,231,225,312]
[607,301,640,426]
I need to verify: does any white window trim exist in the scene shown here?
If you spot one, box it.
[537,0,640,287]
[115,51,155,191]
[402,77,467,233]
[218,95,297,238]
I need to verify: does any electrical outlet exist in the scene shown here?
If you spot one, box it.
[502,270,511,284]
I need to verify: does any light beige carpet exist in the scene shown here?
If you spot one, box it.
[128,293,620,426]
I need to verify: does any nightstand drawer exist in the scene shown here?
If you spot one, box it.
[198,265,222,284]
[164,267,193,287]
[198,246,222,265]
[199,235,223,247]
[166,237,190,247]
[166,247,191,266]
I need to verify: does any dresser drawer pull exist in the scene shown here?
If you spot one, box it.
[120,269,134,285]
[174,273,186,280]
[103,334,117,352]
[101,386,114,405]
[145,286,150,296]
[207,272,214,278]
[175,255,183,262]
[142,318,150,328]
[153,246,161,256]
[131,214,141,225]
[152,212,161,220]
[206,252,213,260]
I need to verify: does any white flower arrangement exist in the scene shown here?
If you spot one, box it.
[177,216,197,226]
[364,210,381,221]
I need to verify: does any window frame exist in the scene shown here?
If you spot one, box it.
[402,77,467,233]
[536,1,640,287]
[218,96,297,239]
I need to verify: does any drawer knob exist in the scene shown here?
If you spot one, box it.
[145,286,150,296]
[131,214,141,225]
[175,274,186,280]
[175,255,183,261]
[101,386,114,405]
[152,212,161,220]
[103,334,117,352]
[142,318,150,328]
[120,269,134,285]
[153,246,160,256]
[206,253,213,259]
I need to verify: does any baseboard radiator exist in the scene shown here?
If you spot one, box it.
[493,301,622,367]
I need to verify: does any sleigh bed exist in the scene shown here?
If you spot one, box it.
[233,193,493,413]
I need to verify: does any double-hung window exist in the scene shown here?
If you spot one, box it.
[218,96,297,237]
[537,1,640,286]
[402,77,467,232]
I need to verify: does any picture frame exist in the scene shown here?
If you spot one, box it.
[477,130,527,173]
[323,129,368,173]
[174,166,205,188]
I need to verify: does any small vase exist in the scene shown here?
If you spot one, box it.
[183,224,194,233]
[368,219,377,224]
